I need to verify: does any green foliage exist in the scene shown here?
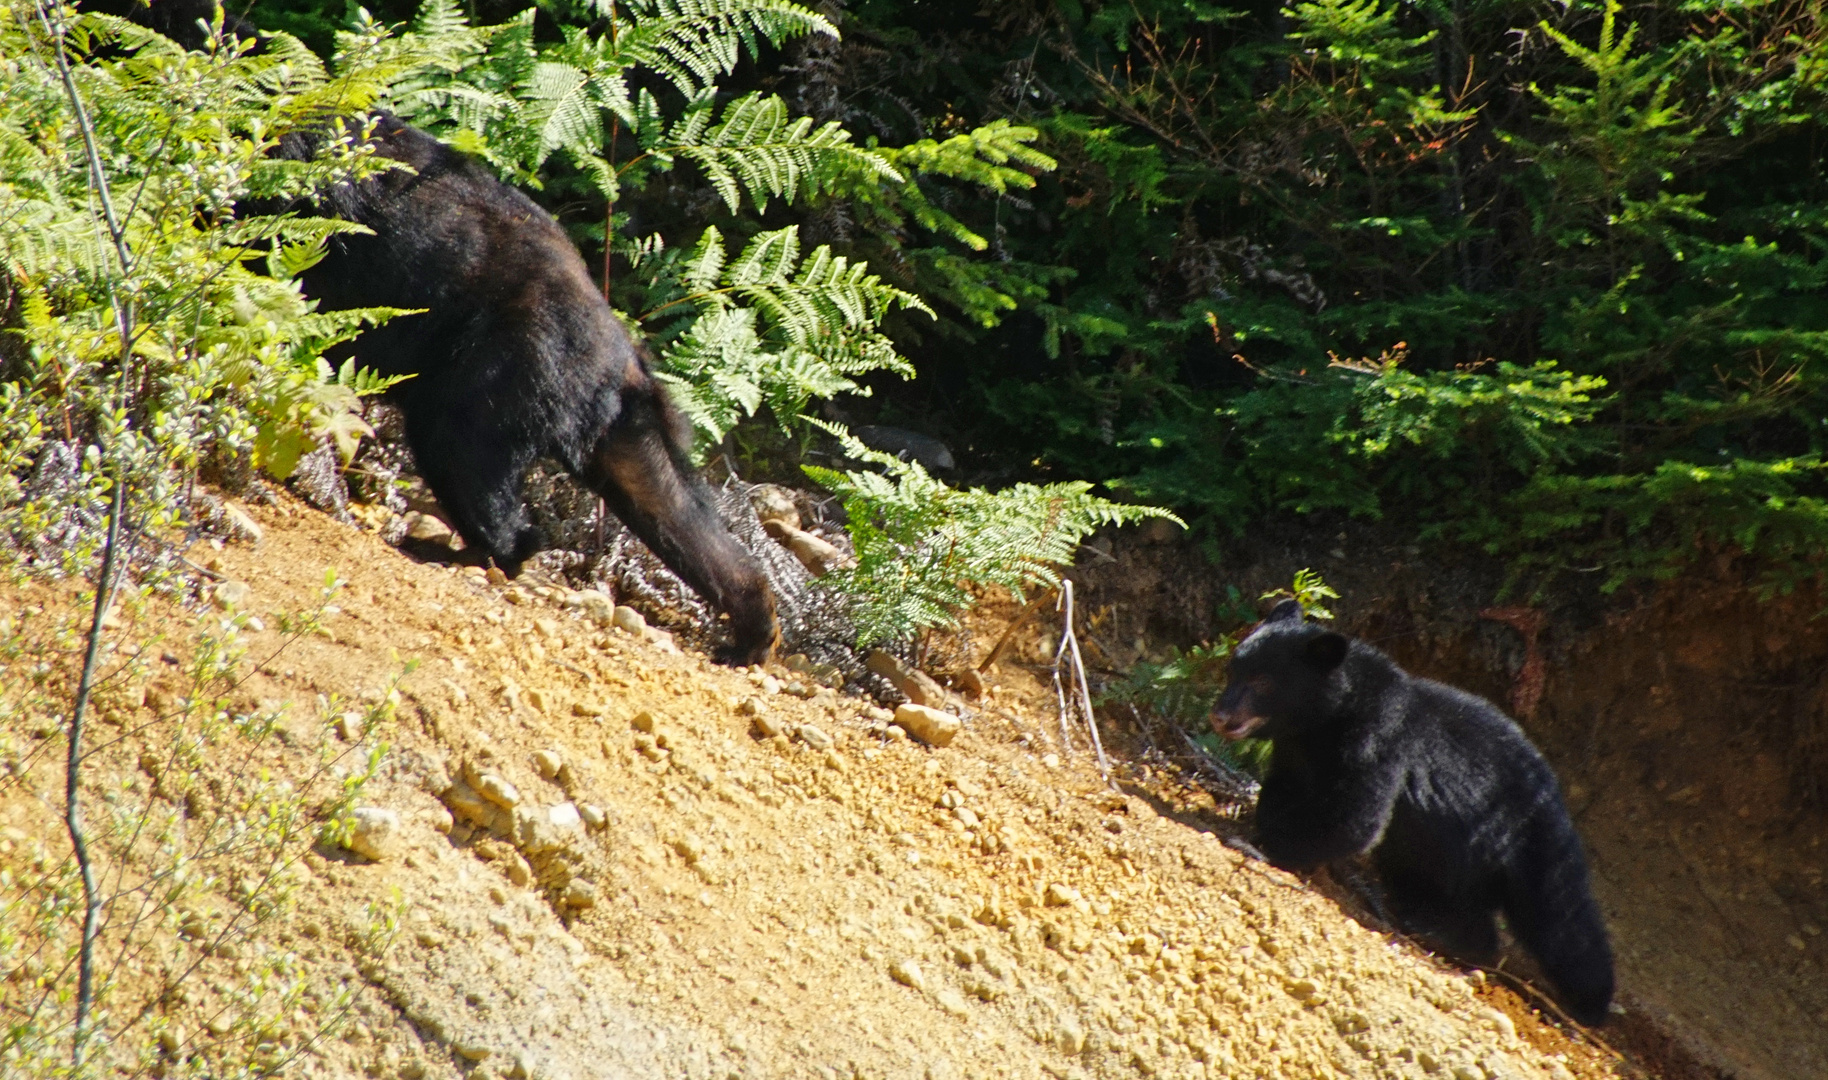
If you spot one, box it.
[0,4,419,570]
[804,423,1179,647]
[352,0,1049,452]
[1262,567,1341,621]
[790,0,1828,595]
[0,577,383,1074]
[637,225,927,441]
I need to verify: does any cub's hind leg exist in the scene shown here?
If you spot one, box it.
[1378,858,1501,966]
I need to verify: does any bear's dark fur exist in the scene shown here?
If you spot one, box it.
[108,5,779,662]
[272,116,778,663]
[1214,600,1615,1026]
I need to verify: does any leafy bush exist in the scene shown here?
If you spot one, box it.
[0,4,415,569]
[804,424,1178,647]
[804,0,1828,595]
[355,0,1055,455]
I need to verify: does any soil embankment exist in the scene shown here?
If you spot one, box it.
[0,497,1631,1079]
[1066,525,1828,1080]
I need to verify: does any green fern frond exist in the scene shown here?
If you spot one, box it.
[667,92,899,212]
[604,0,835,96]
[803,421,1180,647]
[874,121,1057,250]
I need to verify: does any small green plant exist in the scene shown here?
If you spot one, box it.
[316,656,416,849]
[803,422,1178,648]
[1262,567,1341,620]
[1102,570,1342,782]
[0,575,392,1075]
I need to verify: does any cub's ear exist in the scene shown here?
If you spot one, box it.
[1305,632,1349,669]
[1265,598,1304,624]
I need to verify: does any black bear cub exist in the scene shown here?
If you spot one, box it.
[1214,600,1615,1026]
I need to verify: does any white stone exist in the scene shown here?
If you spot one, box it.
[475,773,521,809]
[344,807,401,861]
[612,606,648,636]
[893,703,961,747]
[213,580,251,610]
[889,958,925,990]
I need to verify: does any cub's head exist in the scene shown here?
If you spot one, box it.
[1211,599,1349,740]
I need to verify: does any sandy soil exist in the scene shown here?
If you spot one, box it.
[0,494,1641,1079]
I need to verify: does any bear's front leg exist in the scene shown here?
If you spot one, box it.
[1254,753,1405,871]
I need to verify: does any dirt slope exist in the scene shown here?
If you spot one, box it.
[1061,525,1828,1080]
[0,495,1632,1080]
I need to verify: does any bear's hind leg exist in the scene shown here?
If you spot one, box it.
[1381,863,1501,967]
[404,404,542,575]
[1503,817,1615,1026]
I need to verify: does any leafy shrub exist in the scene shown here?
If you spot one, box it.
[791,0,1828,595]
[0,5,417,569]
[361,0,1055,455]
[804,423,1178,647]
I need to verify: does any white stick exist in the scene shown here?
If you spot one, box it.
[1059,581,1111,782]
[1051,592,1074,754]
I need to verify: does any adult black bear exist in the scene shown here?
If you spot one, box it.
[1213,600,1614,1026]
[108,2,779,662]
[279,115,779,663]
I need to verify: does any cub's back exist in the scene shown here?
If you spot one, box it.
[1397,678,1562,825]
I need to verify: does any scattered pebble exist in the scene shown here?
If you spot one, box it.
[1043,882,1081,907]
[454,1040,493,1062]
[612,606,648,637]
[335,712,365,742]
[213,579,252,610]
[562,879,598,909]
[475,773,521,809]
[344,806,401,861]
[889,958,925,990]
[797,724,834,750]
[578,803,608,829]
[531,749,563,779]
[220,501,264,543]
[574,590,616,624]
[405,513,452,544]
[893,703,961,747]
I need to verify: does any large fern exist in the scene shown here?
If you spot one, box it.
[638,226,926,440]
[804,424,1181,647]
